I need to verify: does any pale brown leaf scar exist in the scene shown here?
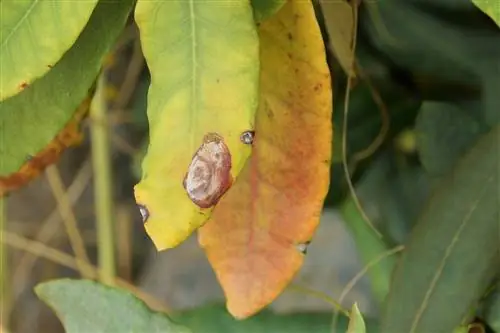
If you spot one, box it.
[240,130,255,144]
[183,133,232,208]
[137,204,150,223]
[295,241,311,254]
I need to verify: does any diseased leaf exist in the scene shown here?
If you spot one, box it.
[381,126,500,333]
[347,303,367,333]
[198,0,332,319]
[252,0,286,23]
[35,279,190,333]
[472,0,500,27]
[415,101,490,178]
[0,0,99,101]
[0,1,133,177]
[0,97,90,196]
[133,1,260,250]
[319,0,356,77]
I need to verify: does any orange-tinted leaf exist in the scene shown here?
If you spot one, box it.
[198,0,332,319]
[0,97,90,196]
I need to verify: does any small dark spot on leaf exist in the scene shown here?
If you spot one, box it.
[25,155,34,163]
[240,131,255,144]
[137,204,150,223]
[314,83,322,91]
[19,82,28,90]
[287,32,293,40]
[296,240,311,254]
[47,64,53,68]
[216,78,220,83]
[287,52,293,59]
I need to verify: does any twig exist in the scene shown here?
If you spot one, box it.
[0,198,9,329]
[90,74,116,285]
[45,165,92,278]
[1,230,169,314]
[288,283,349,317]
[12,160,92,300]
[349,62,390,166]
[341,0,382,239]
[330,245,405,333]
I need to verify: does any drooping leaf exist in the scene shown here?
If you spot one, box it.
[198,0,332,319]
[35,279,190,333]
[415,101,490,178]
[472,0,500,27]
[319,0,356,77]
[0,0,99,101]
[0,97,90,196]
[133,0,260,250]
[347,303,367,333]
[252,0,286,23]
[0,0,133,178]
[173,304,381,333]
[381,126,500,333]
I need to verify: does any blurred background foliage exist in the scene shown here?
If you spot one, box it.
[1,0,499,332]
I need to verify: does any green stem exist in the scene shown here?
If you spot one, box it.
[90,74,116,285]
[0,197,8,329]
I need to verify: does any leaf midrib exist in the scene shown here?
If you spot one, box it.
[409,175,495,333]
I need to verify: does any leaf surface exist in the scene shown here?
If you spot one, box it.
[35,279,190,333]
[381,126,500,333]
[0,0,133,178]
[198,0,332,319]
[0,0,98,100]
[134,0,260,250]
[251,0,286,22]
[0,98,89,196]
[319,0,356,77]
[415,101,490,178]
[347,303,367,333]
[472,0,500,27]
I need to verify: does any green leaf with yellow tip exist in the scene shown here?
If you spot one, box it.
[472,0,500,27]
[347,303,367,333]
[134,1,260,250]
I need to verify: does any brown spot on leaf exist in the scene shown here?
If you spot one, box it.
[287,32,293,40]
[19,82,28,90]
[183,133,232,208]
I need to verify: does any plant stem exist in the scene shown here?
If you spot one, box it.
[90,74,116,286]
[0,197,9,330]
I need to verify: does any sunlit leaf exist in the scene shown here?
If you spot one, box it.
[0,0,99,101]
[0,0,133,179]
[472,0,500,27]
[347,303,367,333]
[381,126,500,332]
[35,279,190,333]
[134,0,260,250]
[198,0,332,319]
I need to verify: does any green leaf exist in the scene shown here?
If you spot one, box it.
[174,304,380,333]
[484,288,500,332]
[251,0,286,22]
[35,279,190,333]
[347,303,367,333]
[340,193,397,306]
[133,1,259,250]
[0,0,99,101]
[472,0,500,27]
[381,125,500,333]
[415,101,490,178]
[0,0,133,177]
[320,0,356,77]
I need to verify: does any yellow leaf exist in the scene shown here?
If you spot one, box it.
[199,0,332,319]
[133,1,260,250]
